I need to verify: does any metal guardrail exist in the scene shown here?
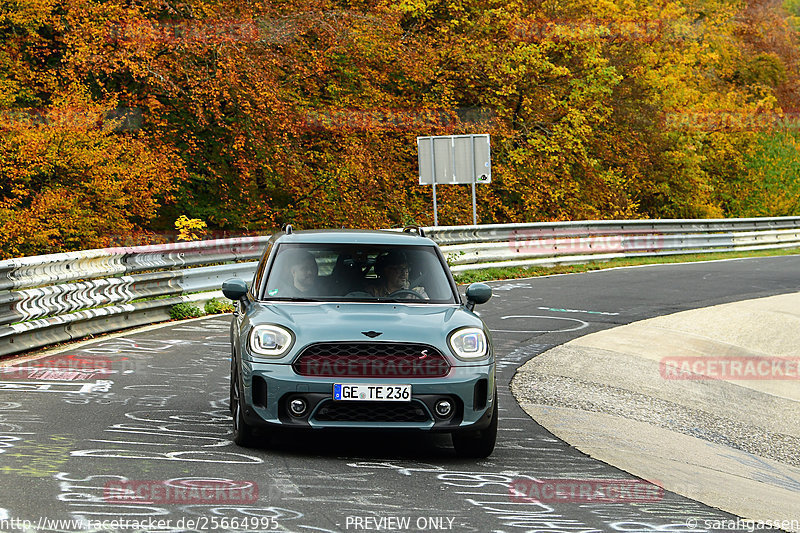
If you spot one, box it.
[0,237,267,357]
[433,217,800,271]
[2,217,800,358]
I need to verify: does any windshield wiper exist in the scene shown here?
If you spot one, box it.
[266,297,325,302]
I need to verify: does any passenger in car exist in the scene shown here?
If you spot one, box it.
[366,250,428,299]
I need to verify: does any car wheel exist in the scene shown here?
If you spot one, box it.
[230,370,257,447]
[452,390,498,458]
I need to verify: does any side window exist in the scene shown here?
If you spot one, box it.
[251,240,276,299]
[264,245,331,298]
[410,249,452,300]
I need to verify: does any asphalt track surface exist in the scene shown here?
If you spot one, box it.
[1,255,799,533]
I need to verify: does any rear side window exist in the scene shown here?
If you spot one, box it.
[261,243,457,303]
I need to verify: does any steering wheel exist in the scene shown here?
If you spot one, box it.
[388,289,424,300]
[345,291,372,298]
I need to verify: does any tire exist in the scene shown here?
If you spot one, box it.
[230,369,257,447]
[452,391,498,458]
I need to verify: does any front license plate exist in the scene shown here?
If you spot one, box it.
[333,384,411,402]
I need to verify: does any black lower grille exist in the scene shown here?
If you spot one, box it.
[313,401,430,423]
[473,379,488,410]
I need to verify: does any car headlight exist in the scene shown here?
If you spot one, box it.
[449,327,488,360]
[249,325,294,357]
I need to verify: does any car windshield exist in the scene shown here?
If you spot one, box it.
[261,243,458,304]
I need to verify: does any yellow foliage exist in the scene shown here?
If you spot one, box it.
[175,215,207,242]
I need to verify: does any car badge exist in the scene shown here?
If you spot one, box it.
[419,349,429,359]
[361,331,383,338]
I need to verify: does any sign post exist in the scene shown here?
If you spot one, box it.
[417,134,491,226]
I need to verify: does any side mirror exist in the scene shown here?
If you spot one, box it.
[465,283,492,311]
[222,278,249,301]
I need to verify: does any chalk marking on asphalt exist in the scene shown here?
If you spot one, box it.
[538,306,620,316]
[491,316,589,334]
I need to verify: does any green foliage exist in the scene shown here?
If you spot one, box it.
[724,131,800,216]
[170,302,204,320]
[734,53,788,87]
[204,297,235,315]
[785,0,800,31]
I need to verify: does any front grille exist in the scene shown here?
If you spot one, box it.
[313,401,431,423]
[293,342,450,378]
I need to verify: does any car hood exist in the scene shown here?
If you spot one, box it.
[244,302,488,361]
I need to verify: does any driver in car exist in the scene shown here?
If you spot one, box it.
[283,250,320,297]
[367,250,428,299]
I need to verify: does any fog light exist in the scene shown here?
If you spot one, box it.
[289,398,307,417]
[435,399,453,418]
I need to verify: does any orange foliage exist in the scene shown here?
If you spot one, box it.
[2,0,800,257]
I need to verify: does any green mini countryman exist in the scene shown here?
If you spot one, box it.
[221,226,496,457]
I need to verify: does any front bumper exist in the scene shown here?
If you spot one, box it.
[239,361,495,431]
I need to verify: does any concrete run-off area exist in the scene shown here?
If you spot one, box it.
[512,292,800,532]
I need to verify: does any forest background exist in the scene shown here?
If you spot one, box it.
[2,0,800,258]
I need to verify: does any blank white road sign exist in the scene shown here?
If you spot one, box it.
[417,135,491,185]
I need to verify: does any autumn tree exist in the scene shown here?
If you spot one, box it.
[0,0,185,258]
[2,0,800,258]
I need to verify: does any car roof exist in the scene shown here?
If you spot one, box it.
[275,228,436,246]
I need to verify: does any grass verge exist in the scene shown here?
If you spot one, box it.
[453,247,800,284]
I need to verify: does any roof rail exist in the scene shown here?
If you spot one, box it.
[402,225,426,237]
[282,224,294,235]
